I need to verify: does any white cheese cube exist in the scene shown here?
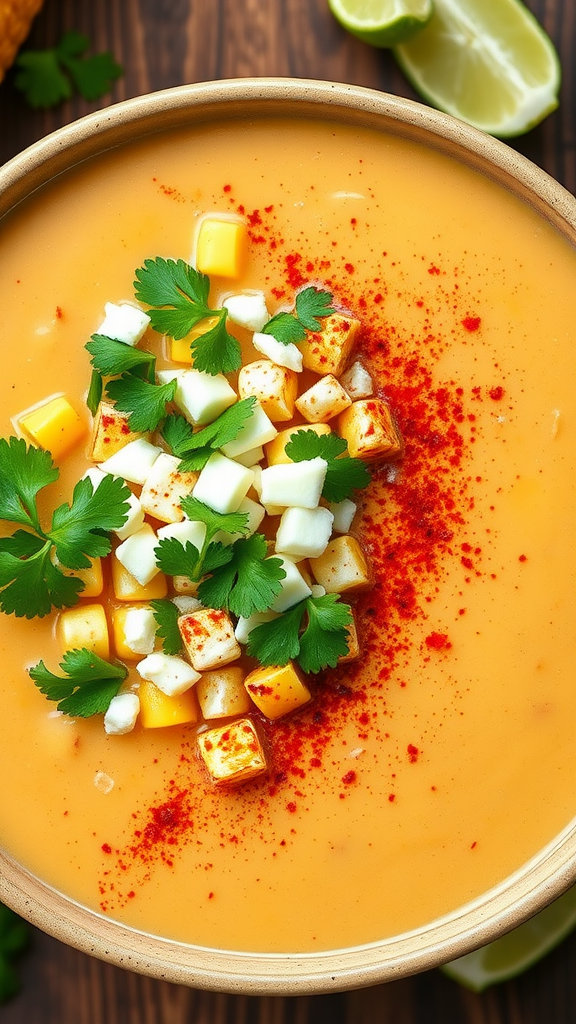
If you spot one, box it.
[171,596,202,615]
[339,360,374,399]
[192,452,254,514]
[275,506,334,559]
[212,496,265,545]
[140,452,197,524]
[234,609,279,644]
[295,374,352,423]
[100,438,162,485]
[326,498,357,534]
[173,368,237,425]
[260,458,327,510]
[252,331,303,372]
[156,519,207,551]
[115,524,160,586]
[136,652,201,697]
[156,369,183,385]
[223,291,269,332]
[220,402,278,459]
[234,445,264,467]
[123,606,157,655]
[179,608,241,671]
[82,467,145,540]
[270,556,312,612]
[97,302,150,347]
[104,692,140,735]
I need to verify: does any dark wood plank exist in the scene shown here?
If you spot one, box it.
[1,0,576,1021]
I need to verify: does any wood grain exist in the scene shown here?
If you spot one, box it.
[1,0,576,1021]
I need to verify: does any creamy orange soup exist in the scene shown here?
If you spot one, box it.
[1,117,576,954]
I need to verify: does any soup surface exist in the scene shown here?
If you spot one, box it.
[1,117,576,954]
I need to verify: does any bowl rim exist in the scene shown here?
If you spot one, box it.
[2,76,576,995]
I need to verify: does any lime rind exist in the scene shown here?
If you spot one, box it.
[328,0,433,48]
[441,885,576,992]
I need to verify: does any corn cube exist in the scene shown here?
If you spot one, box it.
[338,399,403,462]
[300,313,360,376]
[138,678,199,729]
[197,718,267,786]
[18,395,85,461]
[295,374,352,423]
[90,402,146,462]
[244,662,311,720]
[196,667,251,719]
[170,317,220,363]
[196,217,247,278]
[179,608,241,671]
[56,604,110,660]
[264,423,332,465]
[111,558,167,602]
[238,360,298,422]
[309,535,371,594]
[112,604,156,660]
[140,453,198,524]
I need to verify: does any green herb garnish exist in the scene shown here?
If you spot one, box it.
[14,31,122,109]
[161,397,256,470]
[285,429,371,502]
[150,599,183,656]
[198,533,286,619]
[154,496,249,590]
[0,438,130,618]
[105,374,177,432]
[133,258,241,375]
[0,903,29,1004]
[29,648,128,717]
[247,594,353,673]
[262,286,335,345]
[86,334,156,381]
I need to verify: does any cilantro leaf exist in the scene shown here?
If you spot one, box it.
[179,496,250,541]
[247,594,353,673]
[295,286,336,330]
[162,399,256,471]
[154,537,203,581]
[48,474,131,569]
[0,545,81,619]
[133,258,241,375]
[105,374,177,432]
[29,648,127,717]
[262,312,306,345]
[14,31,122,110]
[203,541,235,573]
[198,533,285,618]
[150,599,183,656]
[87,368,103,415]
[86,334,156,381]
[0,530,46,558]
[285,429,370,502]
[0,437,57,531]
[0,903,29,1004]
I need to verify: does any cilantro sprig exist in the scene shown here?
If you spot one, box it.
[14,31,122,110]
[161,397,256,470]
[134,258,241,375]
[262,286,335,345]
[29,648,128,717]
[0,438,130,618]
[285,429,370,502]
[154,496,249,590]
[247,594,353,674]
[0,903,29,1004]
[105,374,177,432]
[150,599,183,656]
[198,533,286,618]
[86,332,175,430]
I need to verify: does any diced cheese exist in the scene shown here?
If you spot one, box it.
[275,506,334,559]
[171,595,202,615]
[244,662,311,720]
[179,608,241,671]
[115,524,160,586]
[309,535,371,594]
[82,466,145,540]
[112,604,156,660]
[196,666,251,719]
[136,652,201,697]
[100,438,162,485]
[233,445,264,468]
[96,301,150,346]
[156,518,207,551]
[104,692,140,736]
[220,401,278,458]
[18,395,85,461]
[56,604,109,660]
[338,399,403,461]
[192,452,254,514]
[111,560,167,602]
[252,331,303,372]
[223,291,269,332]
[197,718,267,786]
[173,368,237,426]
[238,360,298,422]
[140,452,198,524]
[195,217,248,278]
[339,360,374,399]
[295,374,352,423]
[269,556,312,612]
[259,458,327,509]
[326,498,357,534]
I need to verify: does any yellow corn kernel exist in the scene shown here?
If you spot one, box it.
[196,667,251,720]
[111,558,167,602]
[52,554,104,598]
[90,401,146,462]
[170,317,220,363]
[196,218,247,278]
[309,535,371,594]
[244,662,311,720]
[18,395,85,461]
[56,604,110,660]
[197,718,267,786]
[111,604,154,661]
[138,678,199,729]
[264,423,332,465]
[301,312,360,376]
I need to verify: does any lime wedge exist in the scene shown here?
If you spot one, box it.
[441,885,576,992]
[328,0,432,47]
[394,0,561,137]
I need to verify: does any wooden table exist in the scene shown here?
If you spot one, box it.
[2,1,576,1021]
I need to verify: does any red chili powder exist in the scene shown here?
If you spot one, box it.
[462,316,481,332]
[407,744,419,763]
[425,632,452,651]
